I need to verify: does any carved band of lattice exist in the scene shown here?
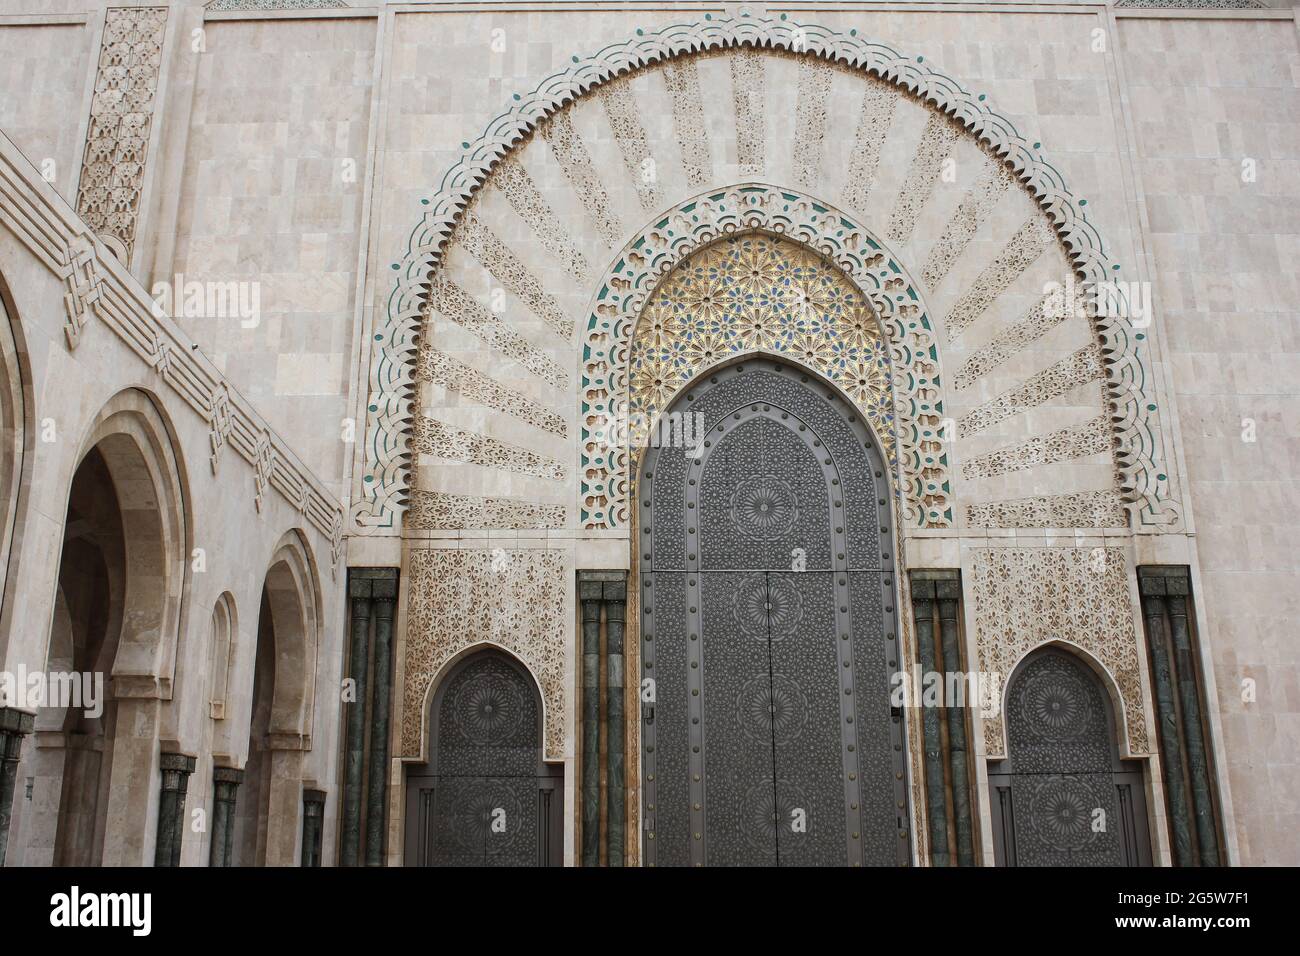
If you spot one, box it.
[356,12,1177,534]
[888,113,958,245]
[580,183,950,530]
[76,7,168,264]
[962,416,1112,481]
[966,490,1127,529]
[957,344,1104,439]
[970,547,1150,757]
[415,348,566,437]
[455,211,574,340]
[406,490,566,530]
[411,416,566,481]
[952,288,1081,392]
[426,276,566,389]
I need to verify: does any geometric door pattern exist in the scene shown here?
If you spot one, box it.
[989,648,1151,867]
[639,360,910,866]
[405,651,562,866]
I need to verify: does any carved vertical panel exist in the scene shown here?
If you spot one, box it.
[76,7,168,263]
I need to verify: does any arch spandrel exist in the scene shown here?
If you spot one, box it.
[358,13,1178,537]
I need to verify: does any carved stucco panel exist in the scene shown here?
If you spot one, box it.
[971,546,1150,759]
[401,548,568,762]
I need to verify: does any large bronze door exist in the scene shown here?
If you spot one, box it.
[640,361,909,866]
[405,651,562,866]
[989,647,1152,866]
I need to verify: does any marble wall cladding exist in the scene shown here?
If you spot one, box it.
[2,2,1295,865]
[169,15,377,495]
[0,23,91,205]
[1120,15,1300,864]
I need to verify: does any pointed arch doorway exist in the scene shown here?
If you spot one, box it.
[637,359,910,866]
[989,647,1152,866]
[405,649,563,866]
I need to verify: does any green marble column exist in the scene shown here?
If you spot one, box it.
[154,752,196,867]
[605,578,627,868]
[1167,576,1221,866]
[578,576,603,867]
[302,789,326,867]
[0,707,34,867]
[209,766,242,867]
[365,573,398,866]
[937,579,974,868]
[340,574,372,866]
[1139,575,1194,866]
[911,578,949,866]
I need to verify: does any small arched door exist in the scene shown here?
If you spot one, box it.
[989,647,1151,866]
[405,650,562,866]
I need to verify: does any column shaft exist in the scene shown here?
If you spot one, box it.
[340,582,372,866]
[365,576,397,866]
[578,579,602,867]
[1167,580,1221,866]
[1140,579,1193,866]
[0,708,34,867]
[937,582,973,867]
[911,580,949,866]
[209,767,243,867]
[154,752,196,866]
[303,789,326,867]
[605,580,627,868]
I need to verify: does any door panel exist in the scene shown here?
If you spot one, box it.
[767,571,843,866]
[990,648,1151,867]
[640,362,908,866]
[700,570,775,866]
[405,651,562,866]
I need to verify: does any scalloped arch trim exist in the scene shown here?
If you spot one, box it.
[355,12,1177,534]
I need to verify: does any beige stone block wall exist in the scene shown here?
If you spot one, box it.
[169,14,378,495]
[1120,14,1300,865]
[0,22,92,205]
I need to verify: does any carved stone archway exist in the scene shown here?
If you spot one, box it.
[357,12,1177,535]
[580,185,948,530]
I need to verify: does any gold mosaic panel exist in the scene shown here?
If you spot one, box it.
[626,234,895,467]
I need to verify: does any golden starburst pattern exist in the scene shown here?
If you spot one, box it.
[628,233,895,464]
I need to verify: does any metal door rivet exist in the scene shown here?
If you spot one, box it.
[849,773,857,781]
[852,832,860,840]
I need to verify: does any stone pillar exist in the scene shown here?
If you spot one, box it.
[910,578,949,866]
[208,766,242,867]
[302,788,326,867]
[340,574,372,866]
[578,578,602,867]
[365,573,397,866]
[100,689,162,866]
[1167,574,1221,866]
[1138,566,1222,866]
[1139,573,1193,865]
[0,707,35,867]
[264,740,306,867]
[936,578,974,868]
[153,751,196,867]
[605,578,626,868]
